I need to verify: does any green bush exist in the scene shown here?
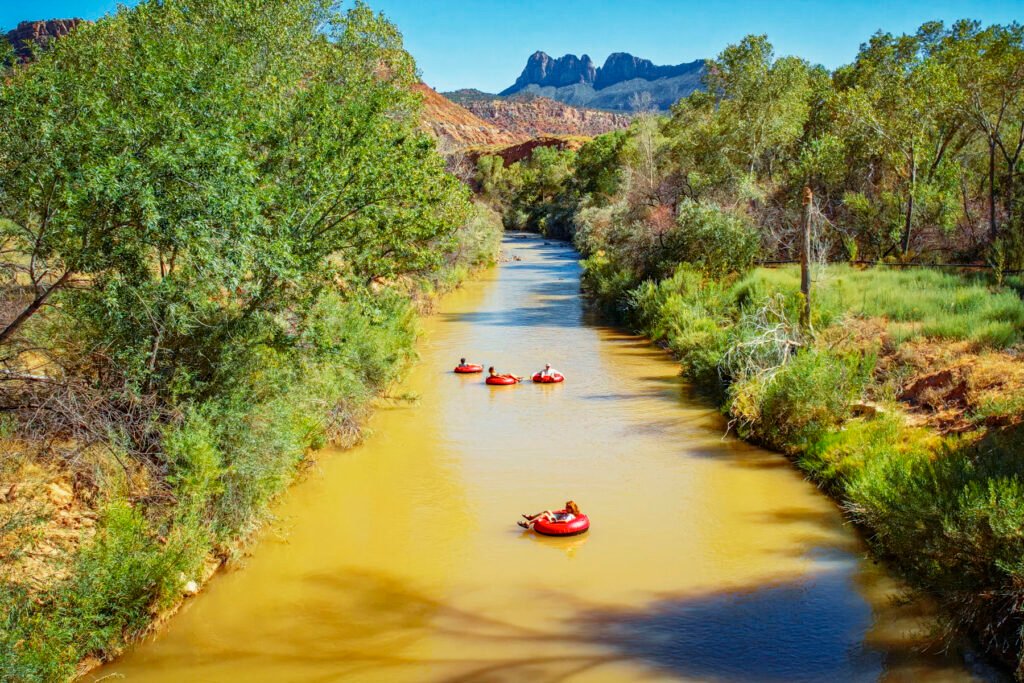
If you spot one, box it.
[661,200,761,278]
[730,348,875,452]
[580,252,640,312]
[0,504,205,682]
[846,426,1024,643]
[628,266,734,395]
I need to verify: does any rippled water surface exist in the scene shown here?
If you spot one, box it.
[96,234,995,682]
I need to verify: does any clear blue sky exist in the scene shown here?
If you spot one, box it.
[3,1,1021,92]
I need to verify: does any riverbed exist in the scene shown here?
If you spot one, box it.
[95,234,994,682]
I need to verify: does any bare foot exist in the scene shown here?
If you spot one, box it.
[517,521,529,529]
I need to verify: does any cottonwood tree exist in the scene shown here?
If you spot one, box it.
[665,35,812,213]
[0,0,468,400]
[704,36,812,181]
[834,28,963,255]
[937,21,1024,243]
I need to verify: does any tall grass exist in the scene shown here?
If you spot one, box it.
[735,266,1024,348]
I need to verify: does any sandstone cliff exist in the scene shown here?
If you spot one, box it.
[413,83,527,149]
[453,94,631,138]
[4,19,85,60]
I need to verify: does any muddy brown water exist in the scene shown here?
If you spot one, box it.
[95,234,999,682]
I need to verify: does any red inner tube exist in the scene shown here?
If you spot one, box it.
[454,364,483,373]
[532,372,565,383]
[486,375,518,385]
[533,511,589,536]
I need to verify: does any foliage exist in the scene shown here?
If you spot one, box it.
[0,0,497,679]
[845,426,1024,657]
[662,200,761,278]
[0,0,469,398]
[0,504,206,682]
[729,347,875,452]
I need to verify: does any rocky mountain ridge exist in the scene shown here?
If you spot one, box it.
[499,50,705,111]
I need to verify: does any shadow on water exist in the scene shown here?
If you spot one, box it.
[439,304,582,329]
[116,566,990,683]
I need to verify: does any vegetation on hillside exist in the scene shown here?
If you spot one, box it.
[0,1,498,680]
[478,22,1024,676]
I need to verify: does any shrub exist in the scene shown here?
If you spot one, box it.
[845,425,1024,652]
[628,265,735,395]
[580,251,640,312]
[662,200,761,278]
[730,348,875,452]
[0,504,204,682]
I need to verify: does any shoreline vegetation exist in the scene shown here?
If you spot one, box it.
[2,0,1023,679]
[474,20,1024,679]
[0,1,501,680]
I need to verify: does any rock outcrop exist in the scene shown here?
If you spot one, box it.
[594,52,698,89]
[500,51,705,111]
[413,83,527,149]
[504,51,597,92]
[447,93,631,138]
[4,19,85,60]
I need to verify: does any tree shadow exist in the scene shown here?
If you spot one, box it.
[101,566,989,682]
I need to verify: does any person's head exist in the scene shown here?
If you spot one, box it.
[460,358,466,365]
[488,366,496,375]
[545,363,551,370]
[565,500,580,515]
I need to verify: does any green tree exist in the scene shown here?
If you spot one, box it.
[570,131,628,204]
[704,35,812,180]
[936,20,1024,242]
[0,0,468,399]
[666,35,812,208]
[834,27,964,255]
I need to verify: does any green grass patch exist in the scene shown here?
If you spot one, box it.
[734,266,1024,348]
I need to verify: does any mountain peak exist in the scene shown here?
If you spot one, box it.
[500,52,597,95]
[500,50,706,111]
[594,52,702,89]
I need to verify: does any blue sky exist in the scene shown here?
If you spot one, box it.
[3,1,1021,92]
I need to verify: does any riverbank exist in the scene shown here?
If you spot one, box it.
[577,247,1024,675]
[0,3,505,678]
[0,199,501,683]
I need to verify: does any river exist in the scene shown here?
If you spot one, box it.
[95,234,995,682]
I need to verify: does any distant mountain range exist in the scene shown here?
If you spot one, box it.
[482,51,706,112]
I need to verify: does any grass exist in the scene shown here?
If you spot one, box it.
[735,265,1024,348]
